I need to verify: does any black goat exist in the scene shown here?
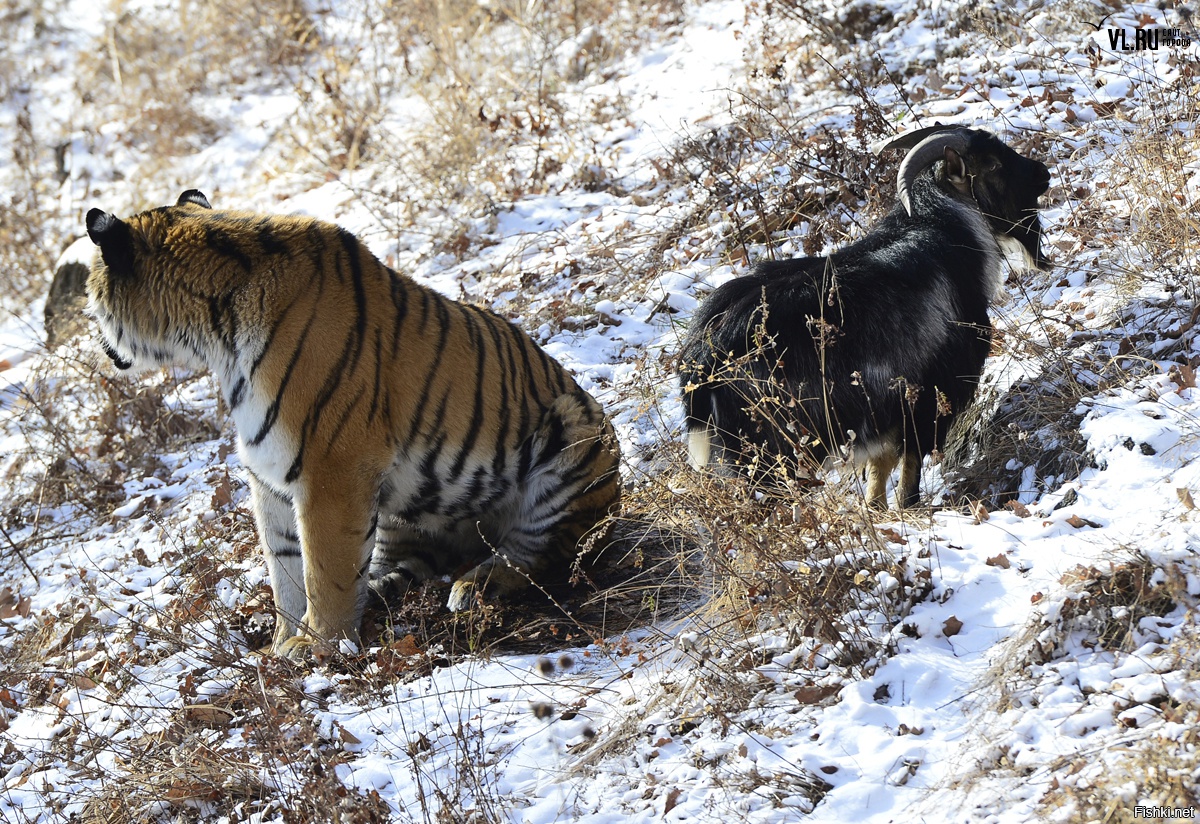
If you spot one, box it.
[678,126,1051,508]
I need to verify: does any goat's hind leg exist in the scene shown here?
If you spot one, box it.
[895,450,922,509]
[864,450,900,510]
[864,449,922,509]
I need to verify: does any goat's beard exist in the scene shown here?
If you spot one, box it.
[1000,212,1050,271]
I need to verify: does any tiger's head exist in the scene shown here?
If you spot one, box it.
[85,190,215,372]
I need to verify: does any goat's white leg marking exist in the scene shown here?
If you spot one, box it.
[687,425,713,468]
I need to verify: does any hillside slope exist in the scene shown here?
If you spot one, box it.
[2,1,1199,821]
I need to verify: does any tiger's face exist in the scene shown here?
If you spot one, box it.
[85,190,216,373]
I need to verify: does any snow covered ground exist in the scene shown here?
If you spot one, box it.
[2,0,1199,821]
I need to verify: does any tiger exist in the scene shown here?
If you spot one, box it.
[85,190,621,658]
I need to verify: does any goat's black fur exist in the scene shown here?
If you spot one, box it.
[678,128,1051,507]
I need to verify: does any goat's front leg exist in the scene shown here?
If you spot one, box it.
[277,472,377,658]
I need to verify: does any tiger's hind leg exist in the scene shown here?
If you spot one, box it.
[368,517,484,605]
[447,391,621,611]
[368,519,429,605]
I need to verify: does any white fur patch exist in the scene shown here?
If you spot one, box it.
[687,426,712,468]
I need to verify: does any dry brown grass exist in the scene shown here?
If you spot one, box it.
[71,0,315,184]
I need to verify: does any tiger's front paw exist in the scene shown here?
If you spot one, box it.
[446,558,530,611]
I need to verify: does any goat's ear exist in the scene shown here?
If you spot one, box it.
[177,190,212,209]
[86,209,135,275]
[944,148,972,197]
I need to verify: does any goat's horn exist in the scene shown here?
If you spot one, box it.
[870,123,954,156]
[895,130,972,216]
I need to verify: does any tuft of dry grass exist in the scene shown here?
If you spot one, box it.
[1025,555,1186,667]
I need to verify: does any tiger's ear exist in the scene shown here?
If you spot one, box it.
[86,208,135,275]
[177,190,212,209]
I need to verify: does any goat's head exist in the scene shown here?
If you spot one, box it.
[878,126,1052,270]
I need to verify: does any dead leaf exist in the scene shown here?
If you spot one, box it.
[183,704,234,727]
[1004,500,1031,518]
[970,500,989,523]
[1178,488,1196,510]
[1065,514,1101,529]
[878,527,908,545]
[338,725,362,745]
[166,780,218,803]
[0,588,31,620]
[794,685,840,704]
[53,613,98,653]
[663,787,683,815]
[394,633,422,656]
[1169,363,1196,392]
[1088,100,1120,117]
[985,554,1012,569]
[942,616,964,637]
[210,474,233,509]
